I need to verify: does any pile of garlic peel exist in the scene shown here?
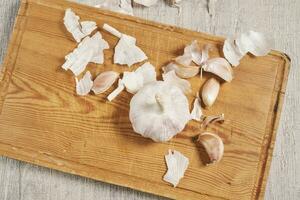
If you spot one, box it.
[61,8,272,188]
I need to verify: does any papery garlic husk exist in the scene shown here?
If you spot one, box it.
[133,0,159,7]
[201,113,225,128]
[64,9,97,42]
[235,31,272,56]
[107,79,125,101]
[223,38,244,67]
[92,71,119,94]
[103,24,148,67]
[163,149,189,187]
[129,81,190,142]
[202,58,233,82]
[162,62,199,79]
[75,71,93,96]
[201,78,220,107]
[197,132,224,165]
[162,70,192,94]
[190,93,203,122]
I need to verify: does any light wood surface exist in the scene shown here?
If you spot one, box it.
[0,0,298,200]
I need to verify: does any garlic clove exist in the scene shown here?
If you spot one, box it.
[103,24,148,67]
[223,38,244,67]
[200,44,213,65]
[190,92,203,122]
[107,79,125,101]
[163,149,189,187]
[197,132,224,165]
[75,71,93,96]
[162,70,192,94]
[202,58,233,82]
[201,78,220,107]
[175,54,193,66]
[129,81,190,142]
[162,62,199,79]
[133,0,159,7]
[235,31,272,56]
[201,113,225,128]
[92,71,119,94]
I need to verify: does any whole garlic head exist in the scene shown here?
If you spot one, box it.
[129,81,190,142]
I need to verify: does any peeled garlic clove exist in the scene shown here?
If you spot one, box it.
[133,0,159,7]
[162,70,192,94]
[201,113,225,128]
[92,71,119,94]
[163,62,199,79]
[75,71,93,96]
[107,79,125,101]
[235,31,272,56]
[201,78,220,107]
[197,132,224,165]
[223,38,244,67]
[190,93,203,121]
[163,149,189,187]
[129,81,190,142]
[202,58,233,82]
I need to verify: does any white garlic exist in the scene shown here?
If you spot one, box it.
[163,149,189,187]
[103,23,148,67]
[162,70,192,94]
[64,9,97,42]
[202,58,233,82]
[201,78,220,107]
[197,132,224,165]
[92,71,119,94]
[129,81,190,142]
[190,93,203,122]
[75,71,93,96]
[162,62,199,79]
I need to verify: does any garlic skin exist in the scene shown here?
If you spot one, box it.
[202,113,225,128]
[201,78,220,107]
[75,71,93,96]
[197,132,224,165]
[223,38,244,67]
[190,93,203,121]
[129,81,190,142]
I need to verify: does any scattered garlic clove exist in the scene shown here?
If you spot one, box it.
[92,71,119,94]
[75,71,93,96]
[103,24,148,67]
[129,81,190,142]
[64,9,97,42]
[202,58,233,82]
[197,132,224,165]
[62,32,109,76]
[235,31,272,56]
[201,113,225,128]
[162,70,192,94]
[201,78,220,107]
[190,92,203,122]
[133,0,159,7]
[107,79,125,101]
[162,62,200,79]
[223,38,244,67]
[163,149,189,187]
[200,44,213,65]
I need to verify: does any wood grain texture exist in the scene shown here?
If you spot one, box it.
[0,0,298,200]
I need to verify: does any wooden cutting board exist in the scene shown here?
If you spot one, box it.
[0,0,290,199]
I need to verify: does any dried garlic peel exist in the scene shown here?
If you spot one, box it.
[202,78,220,107]
[129,81,190,142]
[162,62,199,79]
[133,0,159,7]
[190,93,203,121]
[202,113,225,128]
[197,132,224,165]
[64,9,97,42]
[103,24,148,67]
[223,38,244,67]
[76,71,93,96]
[162,70,192,94]
[163,149,189,187]
[92,71,119,94]
[202,58,233,82]
[62,32,109,76]
[107,79,125,101]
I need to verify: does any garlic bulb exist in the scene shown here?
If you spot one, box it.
[197,132,224,165]
[201,78,220,107]
[129,81,190,142]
